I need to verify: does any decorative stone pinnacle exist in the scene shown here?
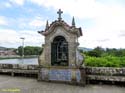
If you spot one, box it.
[72,16,75,27]
[57,9,63,21]
[45,20,49,30]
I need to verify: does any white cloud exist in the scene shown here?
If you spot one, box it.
[78,2,125,48]
[0,16,8,26]
[1,0,125,48]
[119,30,125,37]
[30,0,97,19]
[0,29,44,48]
[30,0,125,18]
[29,0,125,48]
[4,2,12,8]
[3,17,46,30]
[29,17,46,27]
[9,0,25,6]
[16,17,46,30]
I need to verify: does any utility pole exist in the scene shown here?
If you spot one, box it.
[20,37,25,58]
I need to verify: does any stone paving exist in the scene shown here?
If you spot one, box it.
[0,75,125,93]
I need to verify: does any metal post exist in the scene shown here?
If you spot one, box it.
[20,37,25,58]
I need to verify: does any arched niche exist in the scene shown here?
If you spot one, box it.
[51,36,68,66]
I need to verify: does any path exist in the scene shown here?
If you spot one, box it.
[0,75,124,93]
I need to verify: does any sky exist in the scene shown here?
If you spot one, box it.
[0,0,125,49]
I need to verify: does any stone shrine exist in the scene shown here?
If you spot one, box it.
[38,9,85,85]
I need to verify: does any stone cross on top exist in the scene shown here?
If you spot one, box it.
[57,9,63,20]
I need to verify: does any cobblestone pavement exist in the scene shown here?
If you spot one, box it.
[0,75,125,93]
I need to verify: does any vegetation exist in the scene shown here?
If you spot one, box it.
[17,46,42,56]
[81,46,125,67]
[1,45,125,67]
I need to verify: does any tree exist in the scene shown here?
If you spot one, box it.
[17,46,23,56]
[17,46,42,56]
[87,46,104,57]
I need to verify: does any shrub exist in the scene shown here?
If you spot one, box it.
[84,56,125,67]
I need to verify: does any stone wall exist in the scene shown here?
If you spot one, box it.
[85,67,125,82]
[0,64,38,70]
[86,67,125,76]
[0,64,125,83]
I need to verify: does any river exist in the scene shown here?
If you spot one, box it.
[0,58,38,65]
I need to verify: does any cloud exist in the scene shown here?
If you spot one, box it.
[19,17,46,30]
[0,16,46,30]
[30,0,97,19]
[0,16,8,26]
[29,17,46,28]
[9,0,25,6]
[0,1,11,9]
[21,0,125,48]
[120,34,125,37]
[4,2,12,8]
[119,30,125,37]
[96,39,110,42]
[1,0,125,48]
[0,29,44,48]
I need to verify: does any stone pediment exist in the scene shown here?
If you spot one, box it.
[38,20,82,37]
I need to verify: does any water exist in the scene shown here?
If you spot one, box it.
[0,58,38,65]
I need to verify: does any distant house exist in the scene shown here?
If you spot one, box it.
[0,49,17,57]
[0,50,5,56]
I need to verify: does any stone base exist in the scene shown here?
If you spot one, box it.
[38,67,86,86]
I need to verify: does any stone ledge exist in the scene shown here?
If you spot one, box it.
[86,67,125,76]
[87,75,125,82]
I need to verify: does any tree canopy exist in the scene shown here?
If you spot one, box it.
[82,46,125,67]
[17,46,42,56]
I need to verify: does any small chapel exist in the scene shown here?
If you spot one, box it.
[38,9,83,67]
[38,9,85,85]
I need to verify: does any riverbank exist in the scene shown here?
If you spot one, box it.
[0,55,38,60]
